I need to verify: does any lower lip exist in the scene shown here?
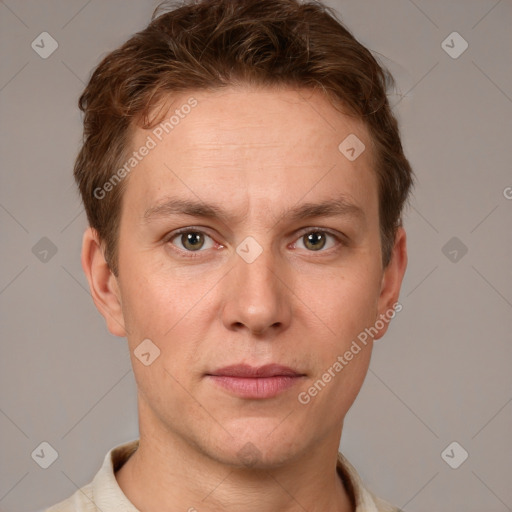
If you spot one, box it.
[207,375,303,399]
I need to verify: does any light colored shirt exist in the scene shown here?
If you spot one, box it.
[43,439,401,512]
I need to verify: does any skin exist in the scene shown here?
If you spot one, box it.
[82,85,407,512]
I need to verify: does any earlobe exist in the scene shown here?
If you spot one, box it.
[81,227,127,337]
[374,226,408,341]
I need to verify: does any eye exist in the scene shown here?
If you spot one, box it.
[293,229,342,252]
[168,229,216,254]
[166,227,344,258]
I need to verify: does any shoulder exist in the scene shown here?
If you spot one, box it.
[371,492,404,512]
[43,481,95,512]
[336,451,402,512]
[41,439,139,512]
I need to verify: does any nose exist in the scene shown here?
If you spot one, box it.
[221,239,292,337]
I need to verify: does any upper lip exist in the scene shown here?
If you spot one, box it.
[207,364,303,378]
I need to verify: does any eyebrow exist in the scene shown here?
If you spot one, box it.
[143,195,366,226]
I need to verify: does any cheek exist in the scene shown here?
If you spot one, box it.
[118,261,218,383]
[295,341,372,434]
[119,255,193,338]
[119,270,200,412]
[309,268,380,344]
[296,269,379,405]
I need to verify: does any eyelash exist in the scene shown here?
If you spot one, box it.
[165,227,347,259]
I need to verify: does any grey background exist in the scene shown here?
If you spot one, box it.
[0,0,511,511]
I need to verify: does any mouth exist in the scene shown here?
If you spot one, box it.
[205,364,306,399]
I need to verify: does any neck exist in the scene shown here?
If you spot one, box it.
[115,427,354,512]
[115,397,354,512]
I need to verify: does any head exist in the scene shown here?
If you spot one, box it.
[79,0,413,468]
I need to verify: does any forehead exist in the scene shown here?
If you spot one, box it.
[123,85,378,224]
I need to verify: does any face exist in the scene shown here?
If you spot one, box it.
[85,85,407,468]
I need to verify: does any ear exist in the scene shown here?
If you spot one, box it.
[373,226,408,340]
[81,227,126,337]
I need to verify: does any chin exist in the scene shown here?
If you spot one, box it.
[205,423,305,470]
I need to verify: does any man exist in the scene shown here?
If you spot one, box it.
[46,0,413,510]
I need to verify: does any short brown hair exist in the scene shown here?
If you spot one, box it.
[74,0,414,276]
